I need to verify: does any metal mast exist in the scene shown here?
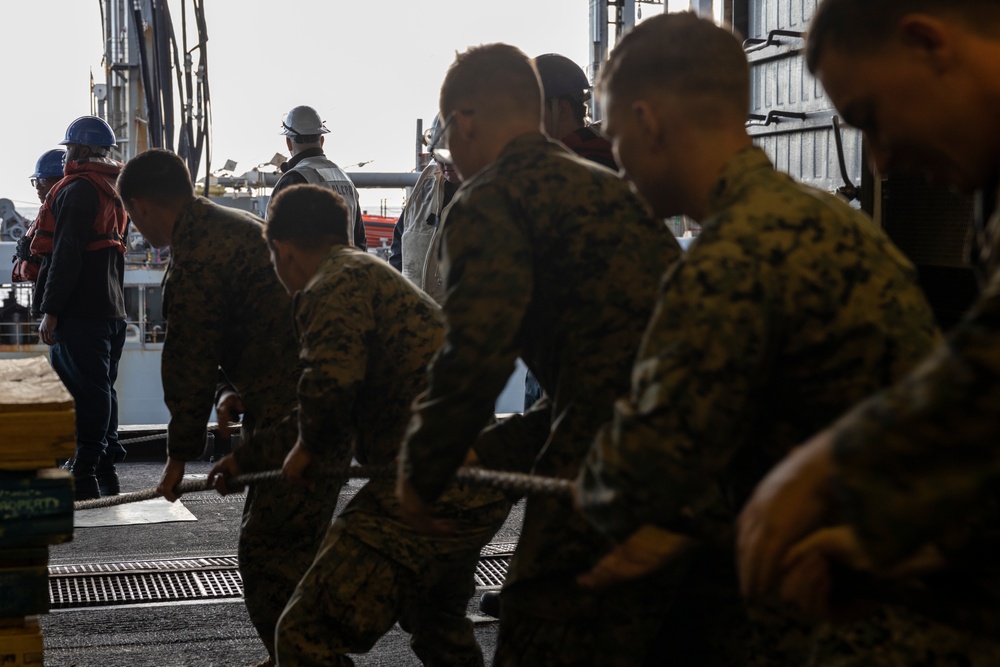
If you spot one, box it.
[95,0,211,180]
[588,1,670,121]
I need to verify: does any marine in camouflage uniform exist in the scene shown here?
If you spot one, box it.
[273,244,509,667]
[575,143,956,665]
[808,192,1000,650]
[731,1,1000,656]
[399,129,683,666]
[159,196,340,660]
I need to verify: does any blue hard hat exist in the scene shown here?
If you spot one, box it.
[32,149,66,179]
[533,54,591,100]
[60,116,117,148]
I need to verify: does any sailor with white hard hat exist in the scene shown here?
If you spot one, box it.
[271,105,366,249]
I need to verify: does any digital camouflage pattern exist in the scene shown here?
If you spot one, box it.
[828,187,1000,637]
[160,197,340,658]
[275,246,509,666]
[750,600,1000,667]
[162,197,298,463]
[575,147,946,664]
[279,519,505,667]
[399,132,683,664]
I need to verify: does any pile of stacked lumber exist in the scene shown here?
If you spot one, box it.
[0,357,76,665]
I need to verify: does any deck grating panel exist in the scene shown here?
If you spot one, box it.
[49,552,513,609]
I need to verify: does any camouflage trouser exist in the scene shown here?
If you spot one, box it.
[276,517,497,667]
[750,600,1000,667]
[638,554,756,667]
[491,575,679,667]
[239,476,341,660]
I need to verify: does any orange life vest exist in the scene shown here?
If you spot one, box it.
[10,220,41,282]
[29,158,127,257]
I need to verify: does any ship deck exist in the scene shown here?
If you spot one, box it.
[45,456,523,666]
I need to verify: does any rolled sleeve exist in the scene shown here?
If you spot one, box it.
[577,250,770,542]
[400,187,533,502]
[832,274,1000,566]
[162,263,229,461]
[294,286,369,465]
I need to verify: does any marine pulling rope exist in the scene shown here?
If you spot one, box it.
[74,465,573,511]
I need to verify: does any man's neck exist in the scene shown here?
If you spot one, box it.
[283,147,326,173]
[684,129,753,222]
[290,145,323,159]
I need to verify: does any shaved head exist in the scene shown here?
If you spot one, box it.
[807,0,1000,73]
[439,43,542,125]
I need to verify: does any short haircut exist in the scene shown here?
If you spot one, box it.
[265,184,350,247]
[807,0,1000,73]
[291,134,321,145]
[439,43,542,123]
[599,12,749,119]
[118,149,195,203]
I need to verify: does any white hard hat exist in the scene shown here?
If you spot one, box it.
[280,106,330,136]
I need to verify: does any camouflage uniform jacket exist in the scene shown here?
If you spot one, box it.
[828,188,1000,634]
[294,245,445,467]
[162,197,299,466]
[298,245,508,566]
[577,146,941,548]
[400,132,681,606]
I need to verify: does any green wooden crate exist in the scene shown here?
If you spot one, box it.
[0,548,48,567]
[0,566,49,616]
[0,469,73,546]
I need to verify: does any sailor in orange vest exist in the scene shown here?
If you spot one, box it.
[31,116,129,500]
[11,149,65,283]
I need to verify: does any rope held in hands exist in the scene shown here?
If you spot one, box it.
[73,465,574,511]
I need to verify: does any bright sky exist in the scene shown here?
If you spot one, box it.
[2,1,688,217]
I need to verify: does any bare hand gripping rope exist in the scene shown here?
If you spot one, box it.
[74,465,573,511]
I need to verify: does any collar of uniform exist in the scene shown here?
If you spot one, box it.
[280,147,326,173]
[704,146,774,221]
[303,243,356,294]
[497,131,551,160]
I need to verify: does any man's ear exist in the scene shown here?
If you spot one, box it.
[454,110,476,141]
[269,238,293,263]
[558,98,576,124]
[632,99,664,147]
[125,197,148,221]
[285,137,294,152]
[898,15,954,72]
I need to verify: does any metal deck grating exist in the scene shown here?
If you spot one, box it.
[480,542,516,557]
[474,556,508,588]
[50,556,240,576]
[50,569,244,608]
[49,551,513,609]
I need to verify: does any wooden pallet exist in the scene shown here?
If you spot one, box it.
[0,357,75,469]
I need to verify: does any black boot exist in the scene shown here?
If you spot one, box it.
[479,591,501,618]
[96,451,125,496]
[72,460,101,501]
[73,474,101,501]
[97,472,120,496]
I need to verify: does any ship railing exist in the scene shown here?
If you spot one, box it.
[0,317,166,349]
[0,318,41,348]
[126,319,167,346]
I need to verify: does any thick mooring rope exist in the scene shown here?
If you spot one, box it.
[74,465,573,511]
[117,423,242,447]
